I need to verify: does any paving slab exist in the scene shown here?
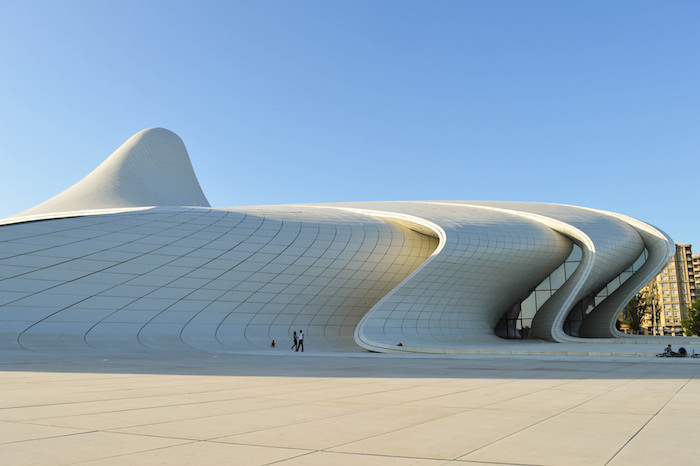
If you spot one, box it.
[1,346,699,465]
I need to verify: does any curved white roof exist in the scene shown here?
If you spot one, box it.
[0,129,675,354]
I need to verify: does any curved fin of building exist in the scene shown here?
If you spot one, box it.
[462,202,647,343]
[577,212,675,338]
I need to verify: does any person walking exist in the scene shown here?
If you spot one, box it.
[296,329,304,352]
[291,331,297,350]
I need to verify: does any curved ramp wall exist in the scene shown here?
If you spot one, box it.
[0,201,674,353]
[0,207,436,352]
[329,202,573,352]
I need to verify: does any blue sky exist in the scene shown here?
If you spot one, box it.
[1,1,698,247]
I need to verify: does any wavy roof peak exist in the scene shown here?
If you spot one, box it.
[14,127,210,218]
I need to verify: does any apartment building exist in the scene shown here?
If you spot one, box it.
[642,244,696,335]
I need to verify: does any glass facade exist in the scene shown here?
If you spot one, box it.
[496,246,648,339]
[495,245,581,338]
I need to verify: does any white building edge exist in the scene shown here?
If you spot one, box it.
[0,128,675,353]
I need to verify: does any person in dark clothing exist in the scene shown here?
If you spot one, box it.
[291,331,297,350]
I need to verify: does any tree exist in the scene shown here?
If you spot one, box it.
[681,300,700,336]
[624,293,648,335]
[644,283,660,335]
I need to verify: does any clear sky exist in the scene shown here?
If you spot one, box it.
[1,1,698,247]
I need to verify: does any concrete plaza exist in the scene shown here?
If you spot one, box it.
[1,345,699,465]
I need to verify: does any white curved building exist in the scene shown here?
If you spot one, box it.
[0,128,674,353]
